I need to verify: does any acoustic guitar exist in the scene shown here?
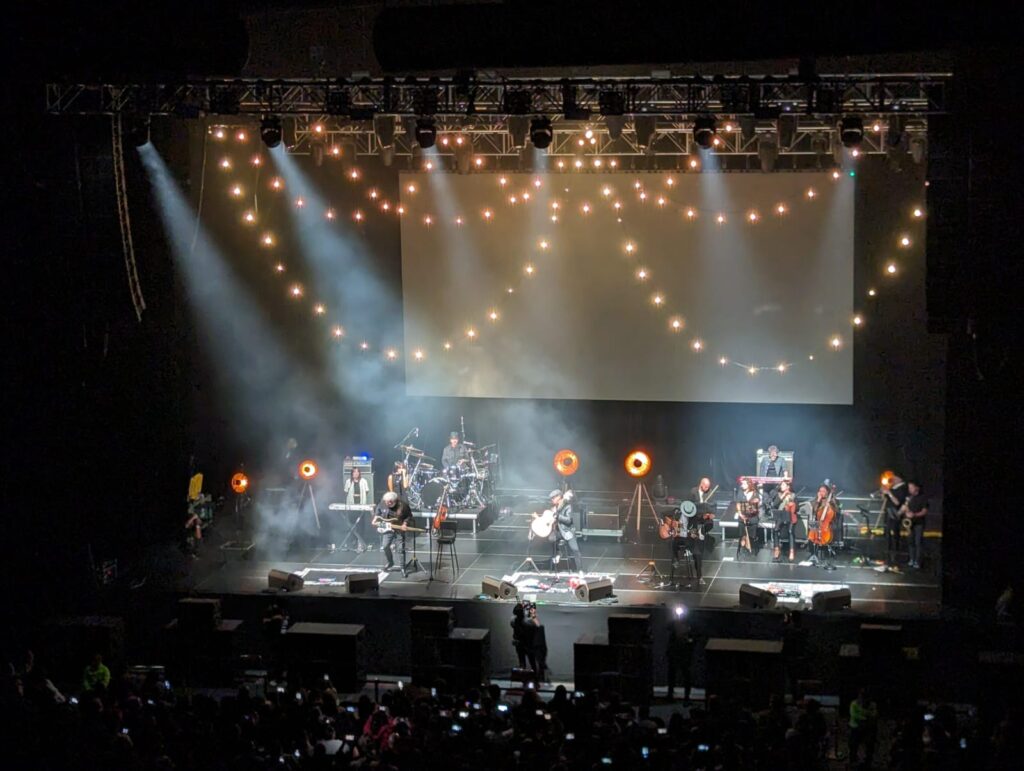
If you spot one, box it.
[530,490,574,538]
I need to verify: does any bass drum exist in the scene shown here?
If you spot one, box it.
[419,478,447,510]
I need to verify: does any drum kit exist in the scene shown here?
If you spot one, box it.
[397,433,500,512]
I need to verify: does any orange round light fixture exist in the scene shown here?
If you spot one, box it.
[230,472,249,494]
[880,470,895,488]
[625,450,652,478]
[553,449,580,477]
[299,460,318,480]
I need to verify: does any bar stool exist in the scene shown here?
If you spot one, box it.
[670,544,696,587]
[552,539,579,573]
[433,520,459,581]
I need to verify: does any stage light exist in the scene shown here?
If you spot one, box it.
[554,449,580,477]
[688,157,699,170]
[312,123,324,136]
[693,116,716,149]
[910,136,927,165]
[832,169,842,180]
[530,117,553,150]
[881,470,895,488]
[609,158,618,168]
[635,115,657,149]
[314,303,326,315]
[330,145,341,157]
[235,129,248,143]
[758,136,778,172]
[674,605,687,618]
[474,156,484,168]
[886,262,898,275]
[414,118,437,148]
[508,116,530,150]
[424,160,434,171]
[298,460,318,480]
[260,116,282,148]
[127,115,151,148]
[574,159,583,169]
[625,450,652,478]
[593,158,603,168]
[230,472,249,494]
[556,159,565,169]
[839,116,864,148]
[348,169,360,180]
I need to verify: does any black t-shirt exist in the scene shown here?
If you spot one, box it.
[885,482,909,515]
[376,500,413,526]
[907,493,929,517]
[512,617,536,650]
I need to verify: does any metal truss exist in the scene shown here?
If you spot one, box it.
[46,74,948,118]
[47,75,943,159]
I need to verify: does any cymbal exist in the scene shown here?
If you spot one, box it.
[419,454,436,462]
[400,445,425,457]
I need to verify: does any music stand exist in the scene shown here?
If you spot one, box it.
[404,528,424,575]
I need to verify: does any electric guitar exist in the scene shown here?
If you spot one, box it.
[372,515,426,534]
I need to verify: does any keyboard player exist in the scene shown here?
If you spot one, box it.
[342,468,370,552]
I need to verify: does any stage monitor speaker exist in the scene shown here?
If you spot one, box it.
[268,569,304,592]
[575,578,614,602]
[481,576,518,599]
[812,587,852,613]
[346,573,379,594]
[738,584,777,609]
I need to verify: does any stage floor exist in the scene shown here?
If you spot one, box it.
[187,511,941,617]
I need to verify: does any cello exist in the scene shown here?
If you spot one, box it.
[807,484,837,546]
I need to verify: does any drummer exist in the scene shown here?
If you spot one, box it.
[442,431,469,471]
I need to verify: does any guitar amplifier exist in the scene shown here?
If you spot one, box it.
[342,456,374,502]
[584,510,620,530]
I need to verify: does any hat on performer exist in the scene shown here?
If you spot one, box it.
[449,431,460,439]
[680,500,697,518]
[548,489,562,501]
[382,491,399,506]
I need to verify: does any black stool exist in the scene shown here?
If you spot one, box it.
[433,520,459,581]
[552,539,579,573]
[670,546,696,587]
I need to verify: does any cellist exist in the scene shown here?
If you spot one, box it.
[807,484,837,568]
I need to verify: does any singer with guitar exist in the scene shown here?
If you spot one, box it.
[530,489,582,572]
[374,491,416,576]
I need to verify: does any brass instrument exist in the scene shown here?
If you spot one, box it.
[899,504,912,537]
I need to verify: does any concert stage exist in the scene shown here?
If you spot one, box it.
[188,506,942,617]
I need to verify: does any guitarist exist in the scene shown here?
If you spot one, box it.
[547,489,582,572]
[374,492,414,576]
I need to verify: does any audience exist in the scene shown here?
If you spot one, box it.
[0,645,1019,770]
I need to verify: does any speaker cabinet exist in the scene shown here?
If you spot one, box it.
[812,587,852,612]
[575,578,614,602]
[346,573,379,594]
[738,583,777,609]
[177,598,221,633]
[481,576,518,599]
[268,569,304,592]
[285,622,365,691]
[410,606,455,638]
[608,613,652,645]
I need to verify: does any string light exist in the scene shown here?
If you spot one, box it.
[251,155,262,167]
[423,215,432,226]
[912,207,924,218]
[719,357,728,366]
[524,264,535,275]
[747,211,759,223]
[581,203,591,214]
[777,364,787,373]
[230,184,243,197]
[806,188,817,199]
[886,262,898,275]
[332,326,344,338]
[413,349,424,361]
[397,205,405,215]
[488,309,499,321]
[685,208,696,220]
[665,176,675,187]
[314,303,326,315]
[670,317,683,331]
[748,366,758,375]
[507,287,514,294]
[830,336,842,350]
[624,242,636,254]
[466,328,477,339]
[443,341,452,350]
[533,178,542,188]
[354,211,364,222]
[556,160,565,169]
[689,158,699,170]
[602,186,612,197]
[406,183,416,194]
[213,128,226,140]
[243,211,256,224]
[808,354,815,361]
[832,170,841,180]
[522,192,531,201]
[691,339,703,351]
[636,267,648,280]
[551,201,560,211]
[539,239,549,250]
[382,202,391,212]
[295,197,305,208]
[386,349,398,361]
[271,177,283,191]
[262,233,275,247]
[652,293,664,306]
[499,177,508,186]
[360,342,370,351]
[483,209,493,221]
[899,235,911,247]
[776,203,787,215]
[716,214,726,224]
[550,215,558,223]
[509,195,518,204]
[219,158,232,170]
[424,160,434,171]
[369,189,379,200]
[330,146,341,157]
[474,157,484,168]
[290,284,303,298]
[574,159,584,169]
[325,209,336,220]
[613,201,622,211]
[609,159,618,168]
[275,263,285,273]
[312,123,324,135]
[592,158,603,168]
[639,192,647,202]
[868,288,877,297]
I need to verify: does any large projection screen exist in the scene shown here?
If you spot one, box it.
[400,171,853,404]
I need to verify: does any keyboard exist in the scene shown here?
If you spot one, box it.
[328,503,375,512]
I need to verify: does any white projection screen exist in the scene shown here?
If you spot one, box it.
[400,171,853,404]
